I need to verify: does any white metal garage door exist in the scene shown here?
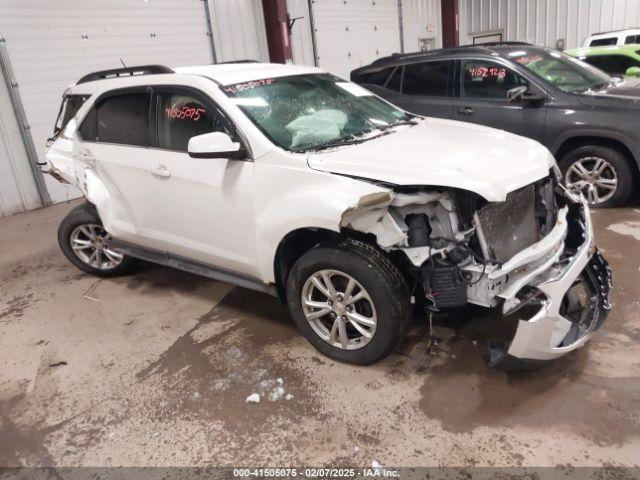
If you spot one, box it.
[310,0,402,78]
[0,0,268,207]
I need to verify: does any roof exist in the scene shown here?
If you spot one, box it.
[354,43,544,71]
[587,27,640,37]
[176,62,325,85]
[566,45,640,58]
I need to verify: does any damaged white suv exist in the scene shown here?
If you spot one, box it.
[46,63,612,367]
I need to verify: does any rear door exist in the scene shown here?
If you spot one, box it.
[450,58,547,142]
[75,88,158,244]
[354,60,454,119]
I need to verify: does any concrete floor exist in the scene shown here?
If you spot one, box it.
[0,200,639,468]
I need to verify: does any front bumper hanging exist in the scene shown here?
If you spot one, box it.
[490,197,612,366]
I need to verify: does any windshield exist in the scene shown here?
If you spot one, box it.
[508,49,613,92]
[222,74,412,152]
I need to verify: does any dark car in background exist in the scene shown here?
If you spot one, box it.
[351,43,640,207]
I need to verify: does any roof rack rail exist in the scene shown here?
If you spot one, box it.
[468,41,533,47]
[590,26,639,36]
[216,59,259,64]
[76,65,174,84]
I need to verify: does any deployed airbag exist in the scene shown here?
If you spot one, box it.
[285,109,347,148]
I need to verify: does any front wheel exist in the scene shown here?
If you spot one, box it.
[286,239,410,365]
[559,145,634,207]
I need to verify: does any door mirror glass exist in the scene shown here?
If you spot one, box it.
[187,131,244,159]
[625,66,640,77]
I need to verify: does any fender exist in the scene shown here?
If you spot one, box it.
[254,172,390,283]
[550,128,640,166]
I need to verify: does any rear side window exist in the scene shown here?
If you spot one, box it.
[584,54,638,75]
[52,95,89,139]
[625,34,640,44]
[589,37,617,46]
[357,66,395,86]
[156,91,229,151]
[402,61,450,96]
[80,92,150,146]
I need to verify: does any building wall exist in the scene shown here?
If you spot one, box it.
[402,0,443,53]
[0,64,42,217]
[459,0,640,49]
[209,0,270,62]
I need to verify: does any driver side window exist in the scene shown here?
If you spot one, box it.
[156,91,229,152]
[461,59,528,100]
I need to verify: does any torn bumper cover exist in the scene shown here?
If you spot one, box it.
[489,196,612,366]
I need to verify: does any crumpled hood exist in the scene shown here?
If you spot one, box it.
[577,77,640,108]
[307,117,554,202]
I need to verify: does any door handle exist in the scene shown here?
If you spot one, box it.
[150,165,171,179]
[457,106,475,116]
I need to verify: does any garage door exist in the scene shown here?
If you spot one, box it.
[310,0,402,78]
[0,0,228,204]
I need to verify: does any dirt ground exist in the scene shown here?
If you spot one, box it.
[0,200,639,468]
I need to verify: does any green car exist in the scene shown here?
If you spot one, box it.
[566,45,640,78]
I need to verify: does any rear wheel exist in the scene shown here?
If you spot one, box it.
[559,145,634,207]
[286,239,410,365]
[58,203,136,277]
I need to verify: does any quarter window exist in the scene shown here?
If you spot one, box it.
[584,55,638,75]
[461,59,528,99]
[156,92,228,152]
[80,92,150,146]
[589,37,617,46]
[625,34,640,44]
[358,67,395,86]
[402,61,450,96]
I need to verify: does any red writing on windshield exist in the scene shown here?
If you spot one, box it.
[468,66,507,79]
[165,106,206,122]
[515,55,543,65]
[223,78,274,95]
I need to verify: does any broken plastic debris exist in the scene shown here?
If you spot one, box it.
[276,377,283,386]
[372,460,384,469]
[285,393,294,401]
[268,386,285,402]
[245,393,260,404]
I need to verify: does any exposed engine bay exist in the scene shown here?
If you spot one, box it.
[340,169,612,365]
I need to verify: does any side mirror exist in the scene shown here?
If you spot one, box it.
[625,66,640,77]
[188,131,245,159]
[507,85,546,105]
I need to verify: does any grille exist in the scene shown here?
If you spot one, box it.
[476,184,540,263]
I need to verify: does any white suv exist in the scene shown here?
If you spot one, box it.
[46,62,612,367]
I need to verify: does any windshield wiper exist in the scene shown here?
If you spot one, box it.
[376,119,419,131]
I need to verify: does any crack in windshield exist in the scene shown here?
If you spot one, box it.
[223,73,416,153]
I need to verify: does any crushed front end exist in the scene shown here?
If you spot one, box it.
[341,171,612,366]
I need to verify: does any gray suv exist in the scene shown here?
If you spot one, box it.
[351,43,640,207]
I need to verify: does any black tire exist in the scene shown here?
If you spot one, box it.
[58,203,136,277]
[559,145,635,208]
[286,238,410,365]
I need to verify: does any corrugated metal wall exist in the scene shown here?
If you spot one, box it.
[288,0,316,66]
[210,0,270,62]
[459,0,640,49]
[0,67,42,217]
[402,0,443,52]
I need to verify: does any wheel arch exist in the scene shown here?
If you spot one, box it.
[553,133,640,179]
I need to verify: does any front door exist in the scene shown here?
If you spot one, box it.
[451,58,547,142]
[143,87,257,276]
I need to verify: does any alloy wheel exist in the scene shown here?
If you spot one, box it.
[301,269,377,350]
[564,156,618,205]
[69,223,124,270]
